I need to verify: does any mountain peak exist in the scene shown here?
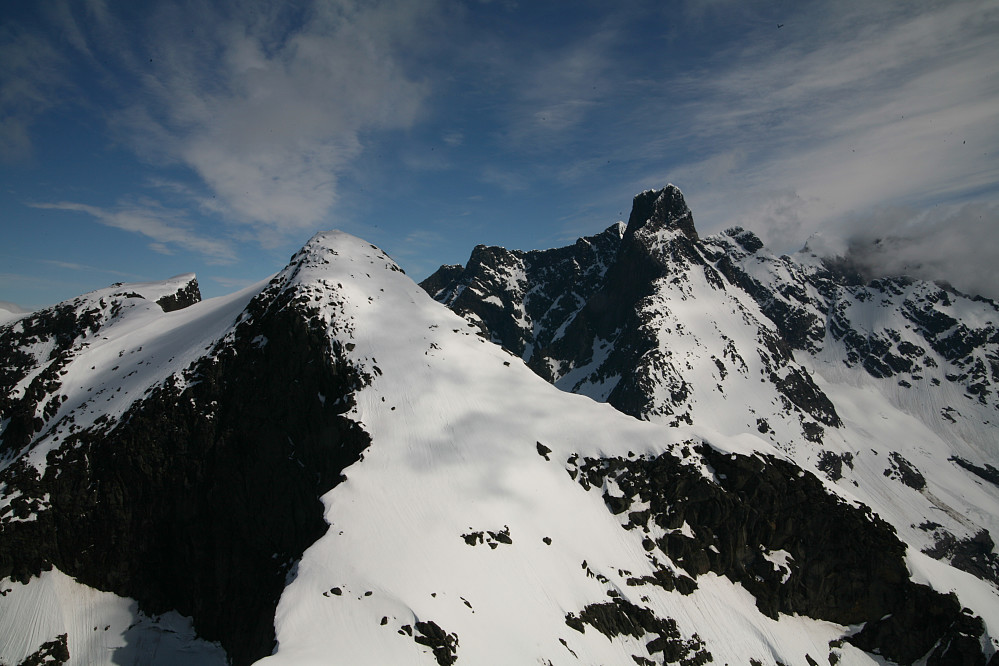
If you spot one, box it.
[624,184,697,241]
[155,274,202,312]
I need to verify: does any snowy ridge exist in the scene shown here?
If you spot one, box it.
[0,274,259,475]
[259,231,914,665]
[0,302,31,327]
[1,198,997,665]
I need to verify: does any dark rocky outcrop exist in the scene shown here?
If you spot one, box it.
[817,450,854,482]
[568,444,989,664]
[922,528,999,587]
[884,452,926,491]
[155,275,202,312]
[420,264,465,302]
[950,457,999,487]
[15,633,69,666]
[413,620,459,666]
[565,597,711,665]
[421,222,624,362]
[460,525,512,549]
[845,588,985,665]
[623,186,697,242]
[0,277,371,665]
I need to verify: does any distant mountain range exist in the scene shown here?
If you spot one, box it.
[2,186,997,665]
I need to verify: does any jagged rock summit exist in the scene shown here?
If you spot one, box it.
[425,185,841,440]
[624,185,698,241]
[1,206,997,665]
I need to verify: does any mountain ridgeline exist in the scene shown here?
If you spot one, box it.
[0,188,997,666]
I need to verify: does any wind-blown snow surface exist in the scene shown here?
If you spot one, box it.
[0,302,31,327]
[0,569,226,665]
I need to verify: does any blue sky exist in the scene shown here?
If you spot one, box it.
[2,0,998,309]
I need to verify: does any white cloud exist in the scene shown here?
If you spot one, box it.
[826,202,999,301]
[30,201,236,262]
[641,0,999,255]
[8,0,442,246]
[442,131,464,147]
[114,0,438,244]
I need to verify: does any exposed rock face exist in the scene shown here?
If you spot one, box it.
[155,275,202,312]
[412,620,459,666]
[0,268,371,665]
[624,185,698,242]
[569,443,988,664]
[422,186,842,440]
[423,222,624,361]
[17,633,69,665]
[705,228,999,429]
[564,596,711,665]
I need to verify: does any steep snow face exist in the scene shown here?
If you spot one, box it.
[706,229,999,460]
[424,187,999,660]
[258,232,995,666]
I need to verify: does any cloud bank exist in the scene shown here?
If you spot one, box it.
[809,202,999,301]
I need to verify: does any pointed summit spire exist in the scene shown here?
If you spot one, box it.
[624,184,697,241]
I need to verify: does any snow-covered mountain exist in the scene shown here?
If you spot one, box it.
[0,303,32,327]
[0,189,997,665]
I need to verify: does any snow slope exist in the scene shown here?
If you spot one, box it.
[256,232,998,665]
[0,568,226,665]
[2,227,996,665]
[0,302,30,327]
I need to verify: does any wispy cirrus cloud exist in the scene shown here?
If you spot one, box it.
[0,24,67,162]
[7,0,443,247]
[650,0,999,253]
[29,200,236,262]
[41,259,140,280]
[114,0,440,245]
